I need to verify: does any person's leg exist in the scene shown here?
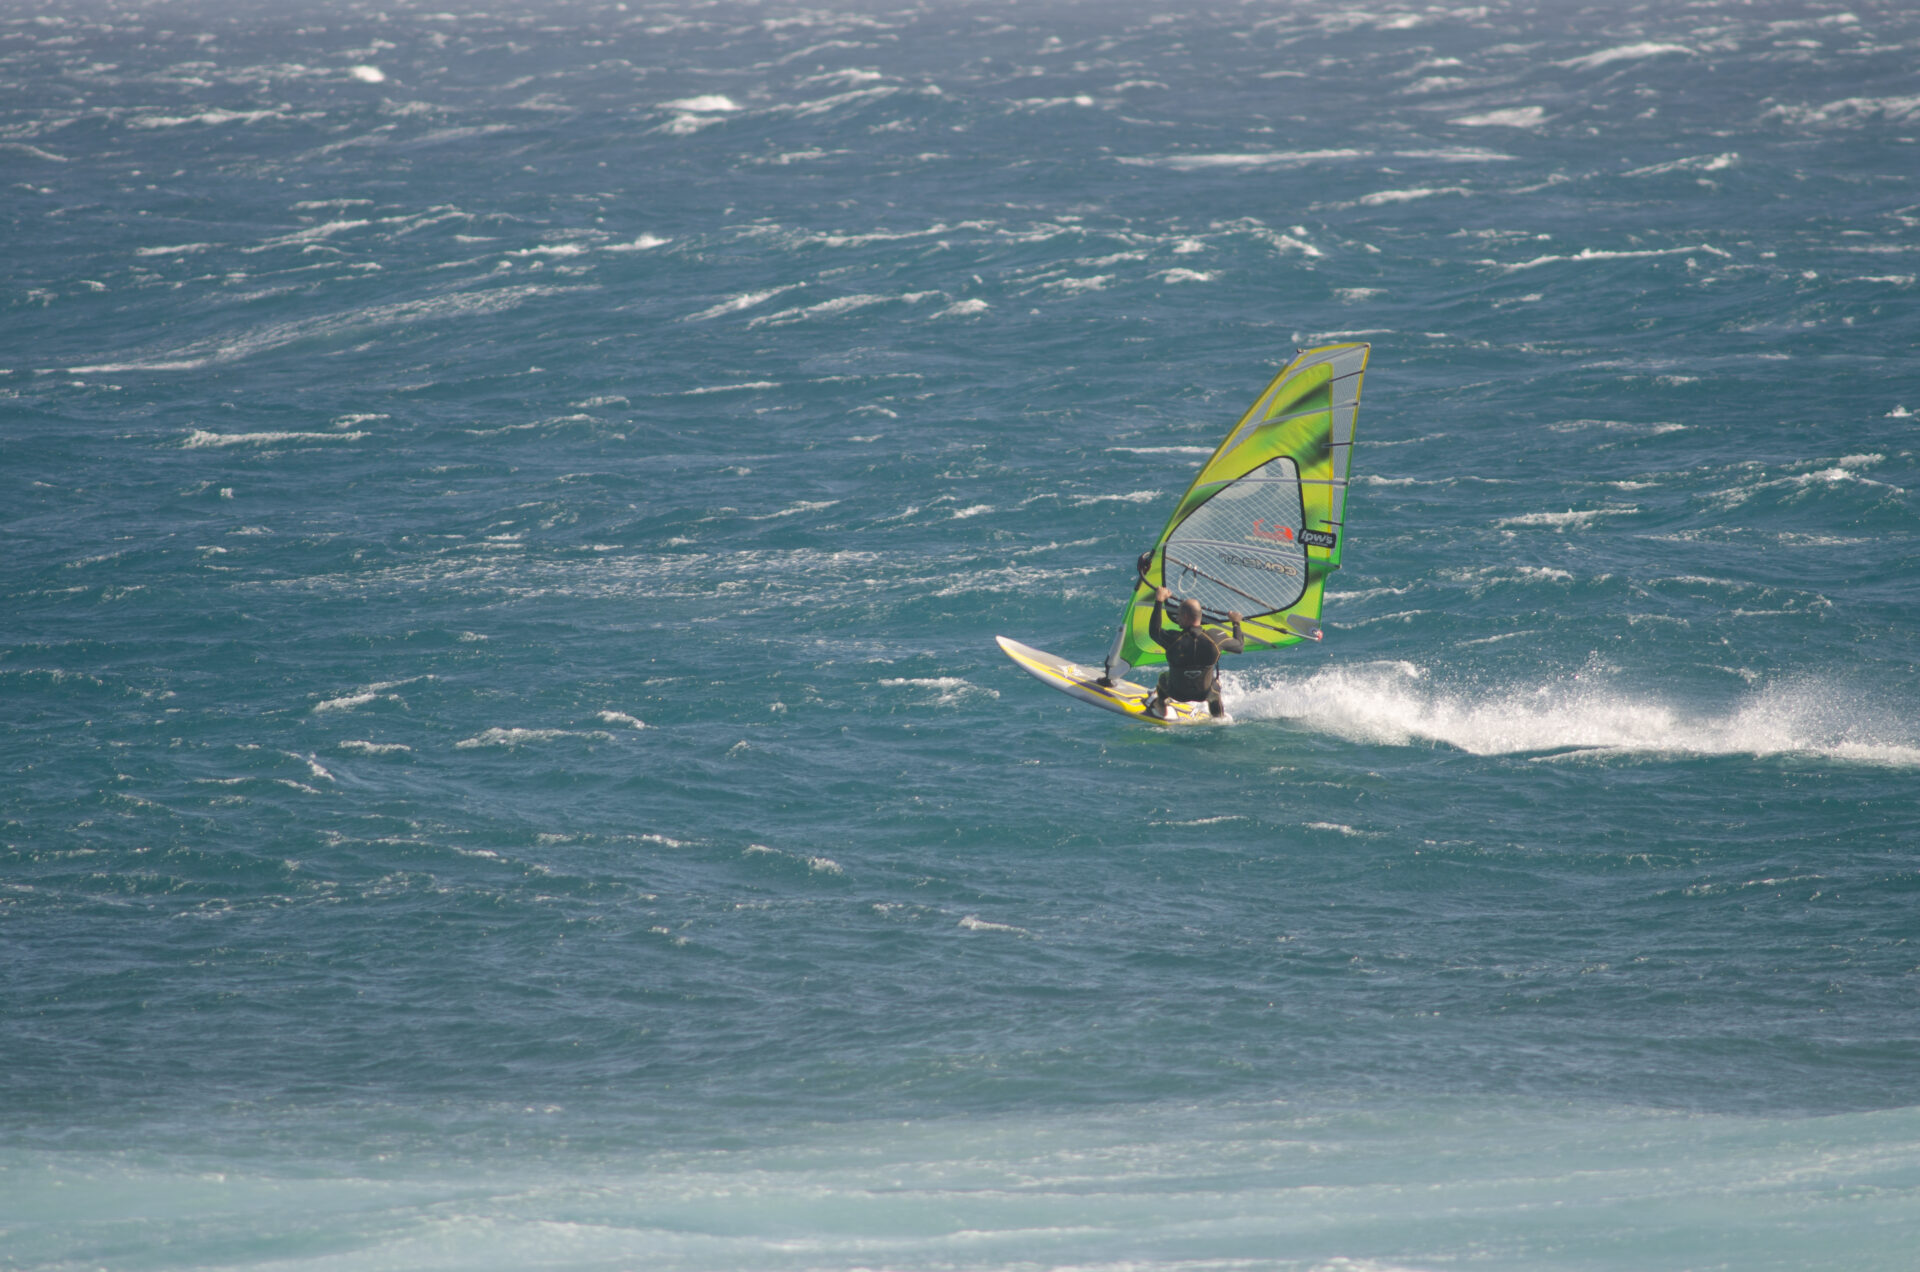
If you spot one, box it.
[1207,686,1225,718]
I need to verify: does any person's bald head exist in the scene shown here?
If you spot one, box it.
[1177,598,1204,628]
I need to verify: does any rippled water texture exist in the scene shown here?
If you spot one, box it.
[3,1,1918,1268]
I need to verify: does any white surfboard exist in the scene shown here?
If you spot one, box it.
[996,636,1226,726]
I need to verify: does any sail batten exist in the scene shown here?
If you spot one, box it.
[1107,343,1370,677]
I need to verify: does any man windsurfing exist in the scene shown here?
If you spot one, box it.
[1142,586,1244,720]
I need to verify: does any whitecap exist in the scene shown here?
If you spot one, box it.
[744,499,838,521]
[312,691,378,713]
[1043,275,1112,294]
[661,94,739,113]
[1069,490,1161,505]
[959,915,1029,935]
[1360,186,1468,205]
[1487,245,1725,272]
[1494,507,1636,530]
[879,676,999,705]
[1116,149,1369,170]
[747,291,935,327]
[1557,42,1694,71]
[455,727,614,749]
[1449,106,1548,129]
[183,429,366,448]
[682,381,779,395]
[1624,153,1738,178]
[338,740,411,755]
[597,710,646,730]
[1767,94,1920,127]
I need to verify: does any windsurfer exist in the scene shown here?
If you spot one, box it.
[1143,586,1243,719]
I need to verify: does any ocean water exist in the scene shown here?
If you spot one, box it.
[3,0,1919,1267]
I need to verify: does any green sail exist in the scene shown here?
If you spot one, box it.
[1106,342,1370,679]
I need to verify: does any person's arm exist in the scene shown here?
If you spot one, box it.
[1148,586,1177,650]
[1217,609,1246,654]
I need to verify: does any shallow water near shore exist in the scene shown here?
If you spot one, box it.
[4,0,1919,1267]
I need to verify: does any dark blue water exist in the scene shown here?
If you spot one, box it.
[4,1,1919,1267]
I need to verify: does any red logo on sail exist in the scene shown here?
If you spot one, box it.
[1250,519,1295,543]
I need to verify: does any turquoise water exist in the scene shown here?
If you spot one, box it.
[4,1,1919,1267]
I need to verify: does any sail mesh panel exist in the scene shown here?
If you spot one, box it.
[1162,457,1308,618]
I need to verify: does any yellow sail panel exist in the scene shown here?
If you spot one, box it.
[1109,343,1368,675]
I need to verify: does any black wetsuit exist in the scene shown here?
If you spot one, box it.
[1148,601,1245,717]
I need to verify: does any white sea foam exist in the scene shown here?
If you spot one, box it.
[1488,245,1728,272]
[682,381,779,395]
[933,298,990,318]
[507,243,588,258]
[1625,152,1738,177]
[1228,664,1920,766]
[1069,490,1161,505]
[786,85,897,117]
[183,429,366,448]
[959,915,1029,935]
[1117,149,1368,170]
[1495,507,1637,530]
[130,107,293,129]
[1013,94,1096,110]
[1450,106,1548,129]
[1044,275,1111,294]
[662,94,739,113]
[1361,186,1468,205]
[347,65,385,83]
[1395,147,1517,162]
[313,691,378,713]
[744,499,838,521]
[337,740,410,755]
[455,728,614,749]
[1764,94,1920,126]
[596,711,646,730]
[880,677,999,705]
[0,141,69,162]
[1557,42,1694,71]
[748,291,935,327]
[686,285,803,321]
[604,233,669,252]
[248,218,369,252]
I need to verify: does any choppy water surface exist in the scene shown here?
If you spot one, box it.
[3,1,1918,1267]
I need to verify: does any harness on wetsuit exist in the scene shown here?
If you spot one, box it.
[1163,627,1223,701]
